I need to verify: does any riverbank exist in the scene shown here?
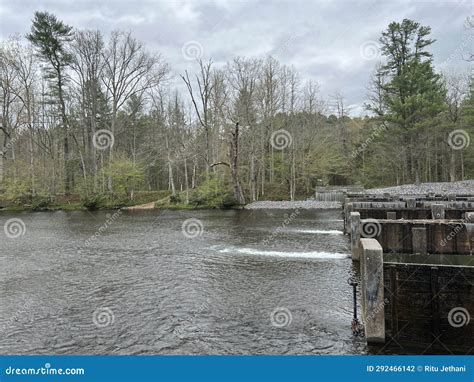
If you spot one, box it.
[1,180,471,212]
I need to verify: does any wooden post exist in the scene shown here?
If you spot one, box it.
[360,238,385,344]
[344,202,353,234]
[350,212,361,261]
[412,227,427,254]
[430,267,440,338]
[431,204,445,219]
[386,211,397,220]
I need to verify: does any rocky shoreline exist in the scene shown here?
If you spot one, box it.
[245,200,342,209]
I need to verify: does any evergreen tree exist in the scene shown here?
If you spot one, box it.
[378,19,445,183]
[27,11,74,194]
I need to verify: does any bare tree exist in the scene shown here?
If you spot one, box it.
[180,59,214,172]
[102,31,168,190]
[70,29,105,191]
[443,71,470,181]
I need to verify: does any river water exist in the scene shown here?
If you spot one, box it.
[0,208,372,355]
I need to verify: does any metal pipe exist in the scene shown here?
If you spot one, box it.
[348,277,363,336]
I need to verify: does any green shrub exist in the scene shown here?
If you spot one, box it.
[2,161,33,204]
[169,194,181,204]
[81,193,105,210]
[30,195,52,211]
[188,174,236,208]
[102,155,145,200]
[188,192,207,206]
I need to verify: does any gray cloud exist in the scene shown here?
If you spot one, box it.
[0,0,471,115]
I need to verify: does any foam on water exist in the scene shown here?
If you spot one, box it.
[289,229,343,235]
[216,246,349,260]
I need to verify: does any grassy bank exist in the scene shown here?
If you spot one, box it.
[0,191,171,212]
[0,190,240,211]
[0,178,316,212]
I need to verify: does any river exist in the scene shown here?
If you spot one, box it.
[0,208,373,354]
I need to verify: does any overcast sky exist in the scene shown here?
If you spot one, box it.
[0,0,472,115]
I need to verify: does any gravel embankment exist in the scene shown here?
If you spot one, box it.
[245,200,341,209]
[245,180,473,209]
[367,180,474,196]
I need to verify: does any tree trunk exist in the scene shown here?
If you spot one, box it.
[250,154,256,201]
[28,134,35,196]
[0,152,3,185]
[166,136,176,197]
[449,148,455,182]
[184,158,189,204]
[230,122,245,205]
[57,70,71,195]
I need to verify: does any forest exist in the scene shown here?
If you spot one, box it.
[0,13,472,209]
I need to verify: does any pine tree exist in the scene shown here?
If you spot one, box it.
[27,11,74,194]
[378,19,445,183]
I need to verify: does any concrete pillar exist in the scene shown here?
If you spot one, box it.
[386,211,397,220]
[350,212,361,261]
[360,238,385,344]
[465,212,474,223]
[431,204,445,219]
[412,227,427,254]
[463,213,474,250]
[344,203,353,234]
[406,198,416,209]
